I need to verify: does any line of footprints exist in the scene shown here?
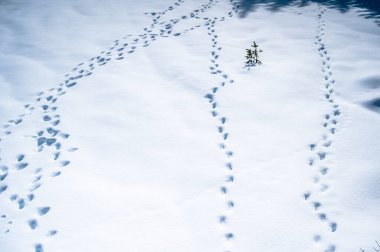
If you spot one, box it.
[204,1,240,251]
[303,6,341,252]
[0,0,241,251]
[0,88,78,252]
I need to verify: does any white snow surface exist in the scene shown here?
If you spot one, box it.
[0,0,379,252]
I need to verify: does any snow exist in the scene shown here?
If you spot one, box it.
[0,0,379,252]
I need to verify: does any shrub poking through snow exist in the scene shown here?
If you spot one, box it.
[245,41,262,69]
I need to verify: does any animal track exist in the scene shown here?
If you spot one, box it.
[47,230,57,236]
[303,6,341,251]
[0,185,8,194]
[34,244,43,252]
[202,2,240,250]
[0,0,243,250]
[28,219,38,230]
[38,207,51,216]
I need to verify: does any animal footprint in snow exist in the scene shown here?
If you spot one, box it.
[317,152,326,160]
[14,119,22,125]
[28,219,38,230]
[51,171,61,177]
[0,173,8,182]
[10,194,18,202]
[313,234,322,242]
[18,198,26,209]
[46,138,57,146]
[53,152,60,160]
[47,127,59,136]
[227,200,235,208]
[226,175,234,182]
[30,183,41,192]
[318,213,327,221]
[329,222,337,232]
[225,233,234,239]
[218,126,223,133]
[325,245,336,252]
[308,158,315,166]
[17,154,25,162]
[60,160,70,167]
[223,133,228,140]
[225,163,233,170]
[226,151,233,157]
[16,162,29,170]
[47,230,58,236]
[303,191,311,200]
[321,184,329,192]
[59,133,70,139]
[37,137,46,146]
[67,147,79,152]
[38,207,51,216]
[51,120,60,126]
[320,167,328,175]
[205,93,214,100]
[66,82,77,88]
[34,244,43,252]
[219,215,227,223]
[220,186,227,194]
[323,141,332,147]
[313,201,322,210]
[28,194,35,201]
[334,109,340,116]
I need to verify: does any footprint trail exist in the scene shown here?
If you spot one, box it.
[204,1,240,251]
[0,0,242,251]
[303,6,342,252]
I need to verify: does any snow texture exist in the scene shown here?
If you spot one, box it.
[0,0,379,252]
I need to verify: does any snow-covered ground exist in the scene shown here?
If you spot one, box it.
[0,0,379,252]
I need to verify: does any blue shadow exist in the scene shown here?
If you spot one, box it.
[237,0,380,25]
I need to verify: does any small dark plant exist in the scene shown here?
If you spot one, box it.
[245,41,263,69]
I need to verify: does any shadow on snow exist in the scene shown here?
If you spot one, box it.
[237,0,380,25]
